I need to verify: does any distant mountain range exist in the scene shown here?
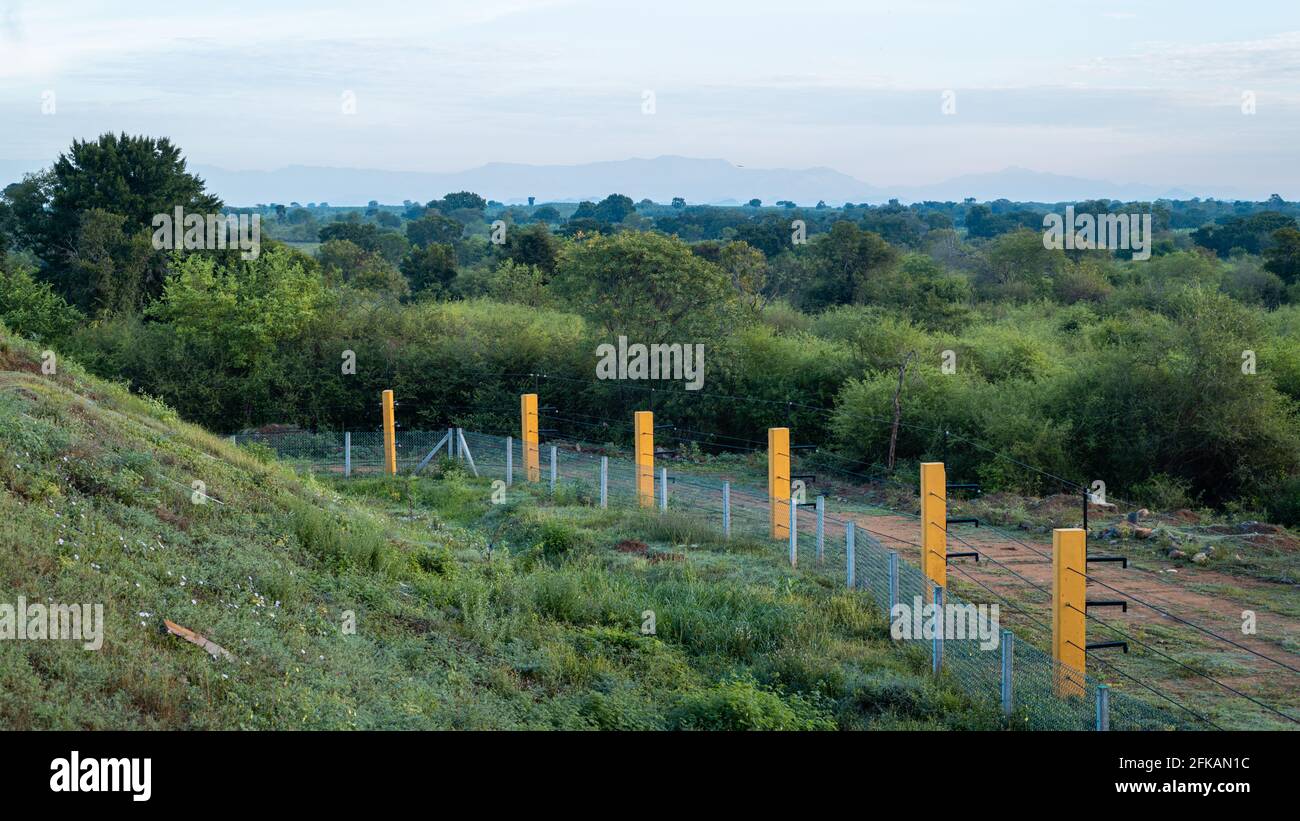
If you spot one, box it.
[0,156,1236,206]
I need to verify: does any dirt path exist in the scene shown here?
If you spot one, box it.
[829,508,1300,723]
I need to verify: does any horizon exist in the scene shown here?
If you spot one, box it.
[0,153,1274,206]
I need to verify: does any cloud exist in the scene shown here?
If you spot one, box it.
[1080,31,1300,85]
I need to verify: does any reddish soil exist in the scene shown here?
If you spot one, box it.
[829,509,1300,721]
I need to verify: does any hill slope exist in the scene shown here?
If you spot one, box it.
[0,327,996,730]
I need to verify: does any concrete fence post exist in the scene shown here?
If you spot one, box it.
[932,584,944,676]
[788,496,798,568]
[722,482,731,538]
[344,431,351,477]
[845,521,855,589]
[815,495,825,562]
[659,467,667,511]
[1001,629,1014,719]
[599,456,608,508]
[1096,684,1110,731]
[888,551,899,616]
[505,436,513,486]
[549,445,557,492]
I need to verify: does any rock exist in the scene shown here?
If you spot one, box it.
[1099,526,1120,540]
[1133,526,1154,539]
[1191,552,1209,565]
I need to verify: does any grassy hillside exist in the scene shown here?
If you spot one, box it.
[0,326,999,729]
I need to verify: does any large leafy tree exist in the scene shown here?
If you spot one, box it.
[805,221,898,309]
[434,191,486,212]
[31,135,218,255]
[400,243,458,296]
[9,133,220,311]
[405,213,463,247]
[497,222,558,274]
[552,230,735,342]
[64,208,157,314]
[1263,227,1300,285]
[572,194,635,225]
[1192,211,1297,257]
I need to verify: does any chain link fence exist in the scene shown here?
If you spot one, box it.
[233,427,1206,731]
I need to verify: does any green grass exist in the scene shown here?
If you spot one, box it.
[0,327,1000,730]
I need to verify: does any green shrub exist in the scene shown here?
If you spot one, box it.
[539,518,586,559]
[291,504,393,573]
[1132,473,1195,511]
[668,675,835,730]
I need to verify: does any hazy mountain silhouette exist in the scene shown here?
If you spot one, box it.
[1,156,1232,206]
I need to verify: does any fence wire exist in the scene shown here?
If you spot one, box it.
[234,427,1207,731]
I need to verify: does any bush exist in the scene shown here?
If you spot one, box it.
[0,260,83,343]
[291,504,393,573]
[668,675,835,730]
[539,518,587,560]
[1131,474,1195,511]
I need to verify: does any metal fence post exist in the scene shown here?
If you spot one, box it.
[344,431,351,477]
[505,437,513,486]
[788,496,798,568]
[815,495,825,562]
[845,521,855,589]
[932,584,944,676]
[888,551,899,615]
[599,456,608,508]
[722,482,731,538]
[1096,684,1110,731]
[549,445,557,492]
[1001,629,1014,718]
[659,467,667,511]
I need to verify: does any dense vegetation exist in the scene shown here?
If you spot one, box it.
[3,133,1300,523]
[0,328,996,729]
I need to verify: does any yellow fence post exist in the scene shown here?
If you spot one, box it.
[382,389,396,475]
[920,462,946,588]
[521,393,540,482]
[634,411,654,508]
[769,427,790,539]
[1052,527,1087,698]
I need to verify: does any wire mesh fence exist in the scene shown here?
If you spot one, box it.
[233,427,1206,731]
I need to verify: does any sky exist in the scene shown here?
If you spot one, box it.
[1,0,1298,196]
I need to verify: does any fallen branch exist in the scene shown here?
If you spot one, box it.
[163,619,234,662]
